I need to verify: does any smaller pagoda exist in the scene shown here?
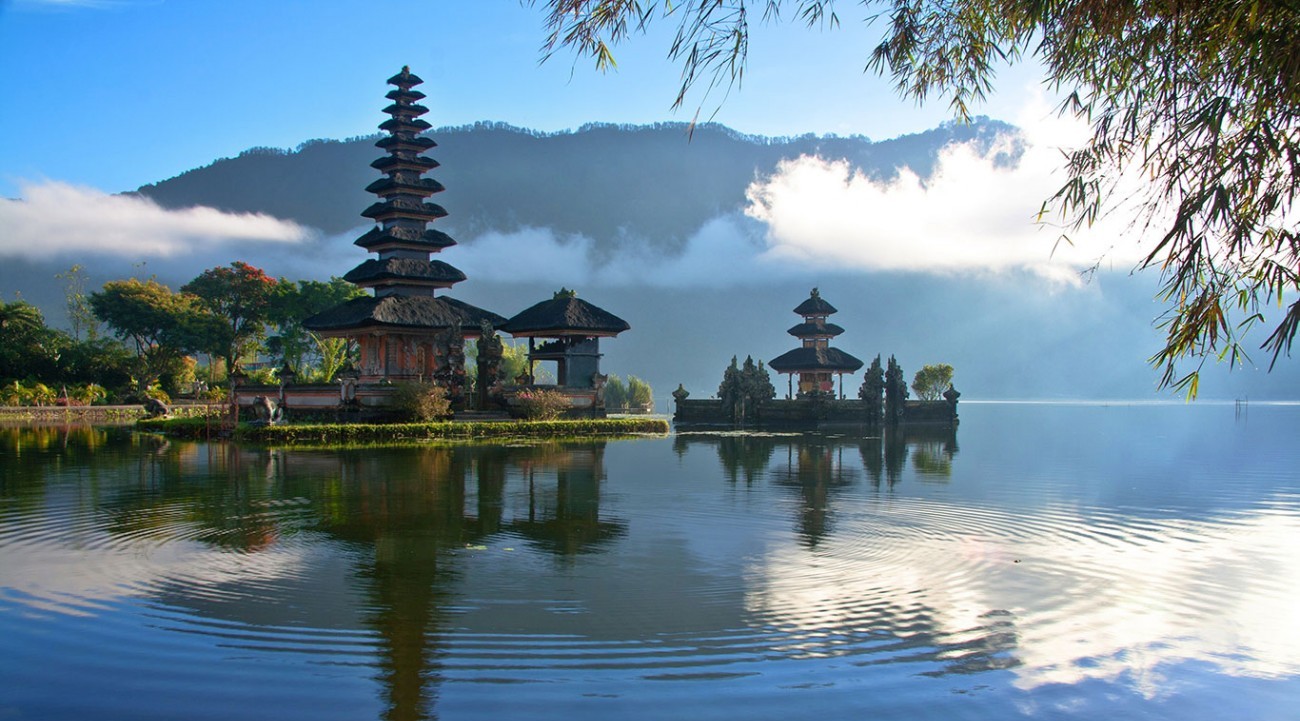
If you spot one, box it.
[501,289,629,413]
[768,288,864,398]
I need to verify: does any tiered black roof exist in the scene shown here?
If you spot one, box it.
[768,346,865,373]
[768,288,864,374]
[501,290,630,337]
[305,295,506,333]
[305,66,498,335]
[793,289,837,316]
[342,258,467,286]
[787,321,845,338]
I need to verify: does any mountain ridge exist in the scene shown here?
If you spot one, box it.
[132,118,1021,248]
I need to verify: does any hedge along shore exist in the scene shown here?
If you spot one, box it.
[136,416,672,446]
[0,404,220,424]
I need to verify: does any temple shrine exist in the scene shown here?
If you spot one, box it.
[226,67,631,419]
[768,288,864,398]
[674,288,958,429]
[303,67,505,401]
[501,288,629,392]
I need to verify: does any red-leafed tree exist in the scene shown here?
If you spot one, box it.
[182,262,287,373]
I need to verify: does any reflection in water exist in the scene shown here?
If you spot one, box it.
[2,409,1299,720]
[0,428,617,721]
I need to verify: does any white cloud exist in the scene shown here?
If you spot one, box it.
[743,102,1150,284]
[454,215,791,288]
[0,180,310,261]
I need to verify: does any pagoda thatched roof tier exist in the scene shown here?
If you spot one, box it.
[382,102,430,117]
[361,200,448,222]
[343,258,466,286]
[303,294,505,334]
[379,117,433,134]
[354,226,456,251]
[387,67,424,88]
[768,346,864,374]
[501,292,630,338]
[793,288,838,316]
[364,177,445,197]
[375,135,435,152]
[385,88,426,103]
[371,155,438,173]
[787,322,845,338]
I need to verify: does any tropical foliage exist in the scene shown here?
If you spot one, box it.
[911,363,955,401]
[603,374,655,411]
[718,355,776,421]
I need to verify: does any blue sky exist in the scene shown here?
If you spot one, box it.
[0,0,1042,197]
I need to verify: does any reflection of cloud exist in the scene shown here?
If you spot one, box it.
[747,500,1300,691]
[0,181,309,261]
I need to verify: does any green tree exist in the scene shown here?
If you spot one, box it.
[627,375,655,410]
[911,363,955,401]
[182,262,286,373]
[55,264,100,341]
[717,355,770,421]
[0,300,64,383]
[89,279,218,391]
[266,277,365,377]
[604,374,629,410]
[858,354,885,422]
[531,0,1300,395]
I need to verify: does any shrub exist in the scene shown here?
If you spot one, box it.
[627,375,654,411]
[603,374,628,410]
[515,388,570,420]
[393,382,452,422]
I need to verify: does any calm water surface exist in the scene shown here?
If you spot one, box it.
[1,403,1297,720]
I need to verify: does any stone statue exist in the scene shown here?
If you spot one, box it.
[250,395,285,425]
[476,320,505,408]
[142,397,169,419]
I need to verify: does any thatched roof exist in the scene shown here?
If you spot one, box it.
[768,346,864,373]
[379,117,433,134]
[363,177,445,197]
[343,258,466,286]
[385,88,426,104]
[381,102,430,118]
[361,200,448,222]
[793,288,837,316]
[387,66,424,88]
[371,155,438,173]
[787,322,845,338]
[354,227,456,251]
[303,294,505,333]
[375,135,435,152]
[501,291,630,337]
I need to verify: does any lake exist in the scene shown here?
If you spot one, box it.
[2,402,1297,720]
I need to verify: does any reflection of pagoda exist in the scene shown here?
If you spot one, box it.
[305,67,505,385]
[768,288,864,398]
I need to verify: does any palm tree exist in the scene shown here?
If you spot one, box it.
[0,300,44,335]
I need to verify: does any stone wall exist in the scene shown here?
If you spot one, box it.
[674,397,957,429]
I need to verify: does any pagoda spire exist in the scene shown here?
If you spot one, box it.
[346,66,464,297]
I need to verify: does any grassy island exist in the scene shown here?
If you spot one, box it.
[137,416,671,446]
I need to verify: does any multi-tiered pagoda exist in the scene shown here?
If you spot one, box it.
[305,67,504,389]
[768,288,864,398]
